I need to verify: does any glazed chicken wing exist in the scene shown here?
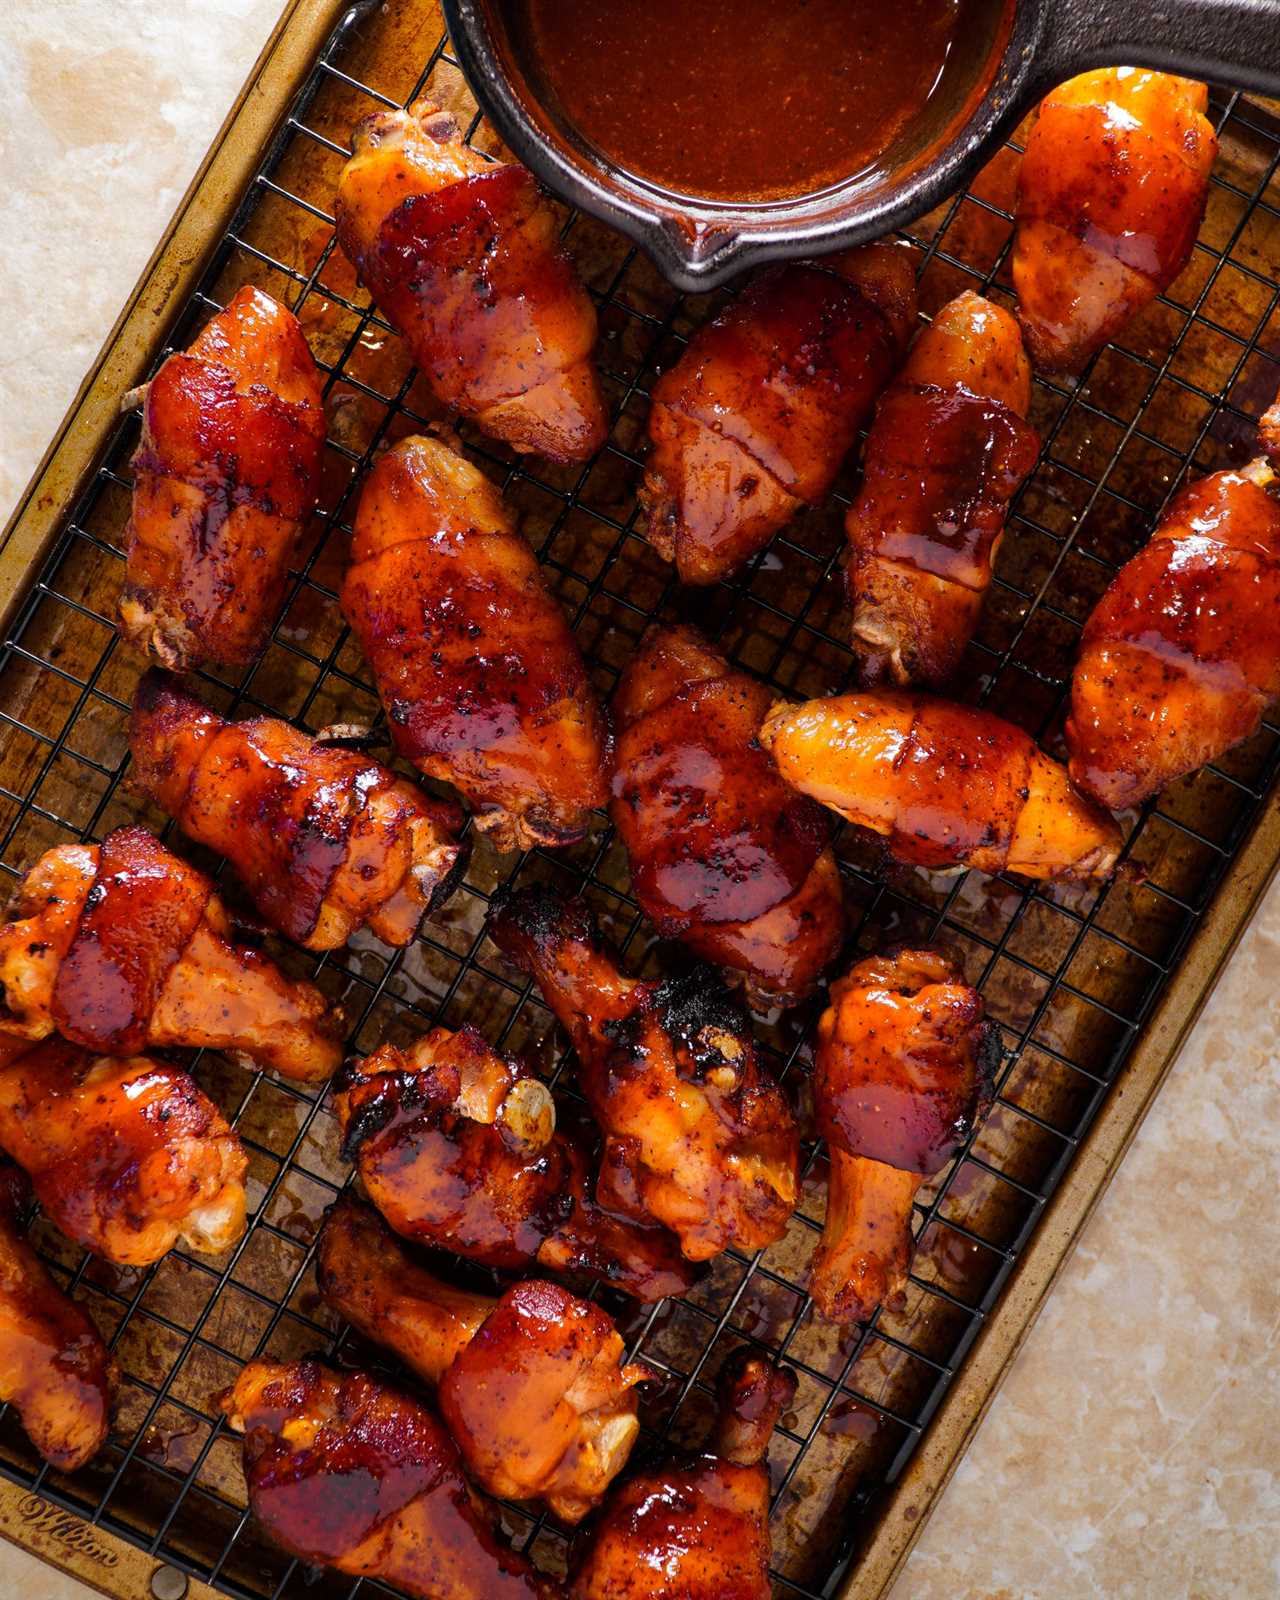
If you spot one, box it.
[333,1026,696,1302]
[811,1152,923,1328]
[847,291,1040,686]
[0,1037,247,1265]
[318,1197,649,1523]
[223,1359,554,1599]
[343,434,610,851]
[130,671,466,950]
[809,949,998,1323]
[487,889,799,1261]
[641,242,916,585]
[611,625,844,1007]
[0,827,342,1082]
[0,1161,115,1471]
[570,1350,795,1600]
[759,692,1122,881]
[1066,456,1280,810]
[1013,68,1217,374]
[119,285,326,671]
[336,99,606,463]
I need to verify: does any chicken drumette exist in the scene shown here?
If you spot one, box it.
[0,826,343,1082]
[318,1197,649,1522]
[571,1350,795,1600]
[487,889,799,1261]
[332,1025,696,1303]
[343,434,610,851]
[0,1037,247,1265]
[336,100,606,463]
[119,285,326,671]
[640,242,916,584]
[846,290,1039,687]
[1013,68,1217,374]
[611,624,844,1008]
[809,949,999,1323]
[1067,450,1280,811]
[0,1160,116,1471]
[223,1358,554,1599]
[130,670,466,950]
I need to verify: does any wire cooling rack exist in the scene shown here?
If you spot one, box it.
[2,3,1280,1596]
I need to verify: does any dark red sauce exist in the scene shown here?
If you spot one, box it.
[497,0,1006,203]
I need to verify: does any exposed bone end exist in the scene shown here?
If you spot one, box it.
[498,1076,556,1152]
[313,722,379,748]
[180,1182,248,1257]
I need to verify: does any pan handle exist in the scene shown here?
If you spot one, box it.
[1036,0,1280,100]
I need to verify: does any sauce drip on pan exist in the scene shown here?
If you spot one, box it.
[497,0,1000,203]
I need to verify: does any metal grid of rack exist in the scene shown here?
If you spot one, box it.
[2,3,1279,1596]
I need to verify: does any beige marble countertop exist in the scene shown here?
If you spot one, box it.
[1,3,1278,1597]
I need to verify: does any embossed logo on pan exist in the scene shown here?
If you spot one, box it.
[17,1494,120,1569]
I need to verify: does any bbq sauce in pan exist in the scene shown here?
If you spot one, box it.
[498,0,1000,203]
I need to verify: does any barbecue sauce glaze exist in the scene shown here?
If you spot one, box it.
[499,0,997,202]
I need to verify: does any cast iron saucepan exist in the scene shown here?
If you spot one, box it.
[442,0,1280,292]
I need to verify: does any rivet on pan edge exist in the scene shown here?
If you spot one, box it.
[150,1563,189,1600]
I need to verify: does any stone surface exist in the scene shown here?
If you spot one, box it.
[0,0,285,517]
[2,4,1278,1597]
[889,872,1280,1600]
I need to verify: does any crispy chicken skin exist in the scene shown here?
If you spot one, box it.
[847,292,1039,686]
[487,888,800,1261]
[318,1198,648,1523]
[335,99,606,463]
[0,827,343,1083]
[1013,69,1217,375]
[0,1161,115,1471]
[0,1038,247,1265]
[442,1279,647,1524]
[640,242,917,585]
[759,693,1122,881]
[317,1196,491,1385]
[611,625,844,1007]
[809,949,998,1323]
[343,434,611,852]
[223,1358,554,1600]
[570,1351,795,1600]
[1066,457,1280,811]
[119,286,326,671]
[332,1026,696,1302]
[129,671,466,950]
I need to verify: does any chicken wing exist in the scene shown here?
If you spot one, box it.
[318,1197,648,1523]
[343,434,610,851]
[1066,456,1280,810]
[811,1151,923,1328]
[129,670,466,950]
[570,1350,795,1600]
[758,692,1122,881]
[1013,69,1217,374]
[0,827,343,1082]
[0,1037,247,1265]
[0,1161,115,1471]
[333,1026,696,1302]
[486,888,799,1261]
[846,291,1039,686]
[335,99,606,463]
[119,285,326,671]
[611,624,844,1007]
[640,242,917,584]
[222,1359,554,1599]
[809,949,998,1323]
